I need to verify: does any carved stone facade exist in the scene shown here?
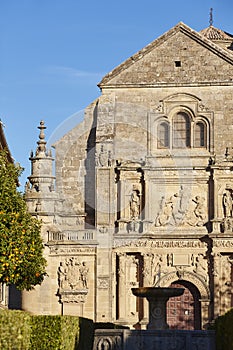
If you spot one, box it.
[23,22,233,329]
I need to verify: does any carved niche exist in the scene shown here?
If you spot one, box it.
[222,187,233,233]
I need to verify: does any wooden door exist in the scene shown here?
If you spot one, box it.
[167,281,201,330]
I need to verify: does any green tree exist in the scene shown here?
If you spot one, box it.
[0,150,47,290]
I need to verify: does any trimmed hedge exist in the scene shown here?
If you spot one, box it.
[0,310,129,349]
[30,315,81,350]
[0,309,31,349]
[212,308,233,350]
[0,310,94,350]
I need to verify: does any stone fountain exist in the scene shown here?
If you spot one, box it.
[131,287,184,330]
[93,286,215,349]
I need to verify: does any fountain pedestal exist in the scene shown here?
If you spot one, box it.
[132,287,184,330]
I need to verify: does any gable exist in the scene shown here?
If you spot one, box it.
[99,22,233,88]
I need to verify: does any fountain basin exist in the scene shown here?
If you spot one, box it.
[132,287,184,330]
[132,287,184,298]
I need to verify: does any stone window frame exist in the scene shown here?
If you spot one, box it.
[172,111,191,148]
[156,110,209,151]
[149,92,213,155]
[157,120,170,148]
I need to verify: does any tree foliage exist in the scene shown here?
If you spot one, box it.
[0,150,47,290]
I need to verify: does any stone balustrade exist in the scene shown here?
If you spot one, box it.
[48,230,96,242]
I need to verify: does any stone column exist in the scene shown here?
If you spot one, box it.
[213,252,221,319]
[117,252,126,321]
[141,253,153,326]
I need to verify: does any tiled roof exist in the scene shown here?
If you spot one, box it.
[200,26,233,41]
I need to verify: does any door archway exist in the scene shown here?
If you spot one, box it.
[167,280,201,330]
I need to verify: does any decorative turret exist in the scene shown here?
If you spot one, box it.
[200,8,233,51]
[26,121,55,194]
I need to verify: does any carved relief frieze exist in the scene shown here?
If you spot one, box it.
[114,239,205,249]
[155,186,207,228]
[213,240,233,248]
[158,271,210,300]
[48,246,95,255]
[59,290,88,304]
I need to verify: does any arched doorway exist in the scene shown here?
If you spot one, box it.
[167,280,201,330]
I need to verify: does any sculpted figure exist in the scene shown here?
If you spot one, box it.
[58,262,68,290]
[155,196,173,226]
[155,187,190,226]
[152,254,162,286]
[130,189,140,220]
[79,262,89,289]
[223,190,233,218]
[186,196,206,226]
[194,254,207,281]
[99,144,108,167]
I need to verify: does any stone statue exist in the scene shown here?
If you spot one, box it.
[155,196,173,226]
[155,187,190,226]
[79,261,89,289]
[130,189,140,220]
[152,254,162,286]
[98,145,108,167]
[223,190,233,218]
[194,254,207,281]
[186,196,207,226]
[58,262,68,290]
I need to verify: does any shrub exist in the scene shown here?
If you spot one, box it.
[29,315,81,350]
[213,308,233,350]
[0,309,31,349]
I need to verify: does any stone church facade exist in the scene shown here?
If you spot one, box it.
[23,22,233,330]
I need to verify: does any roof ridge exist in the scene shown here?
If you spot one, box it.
[98,22,233,87]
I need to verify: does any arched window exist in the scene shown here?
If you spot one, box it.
[194,121,206,148]
[157,122,170,148]
[173,112,191,148]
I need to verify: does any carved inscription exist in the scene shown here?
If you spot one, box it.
[114,239,205,248]
[49,246,95,255]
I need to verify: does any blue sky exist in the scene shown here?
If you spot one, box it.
[0,0,232,189]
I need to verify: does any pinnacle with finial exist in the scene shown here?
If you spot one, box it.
[209,8,213,26]
[36,120,47,154]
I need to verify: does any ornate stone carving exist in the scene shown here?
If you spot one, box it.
[97,277,109,289]
[222,217,233,233]
[213,240,233,248]
[97,144,113,167]
[159,271,210,300]
[114,239,205,248]
[152,254,163,286]
[142,253,153,286]
[58,257,89,291]
[59,290,88,304]
[49,246,95,255]
[129,187,140,220]
[155,187,207,227]
[95,335,122,350]
[186,196,207,227]
[193,254,208,281]
[223,189,233,218]
[221,188,233,233]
